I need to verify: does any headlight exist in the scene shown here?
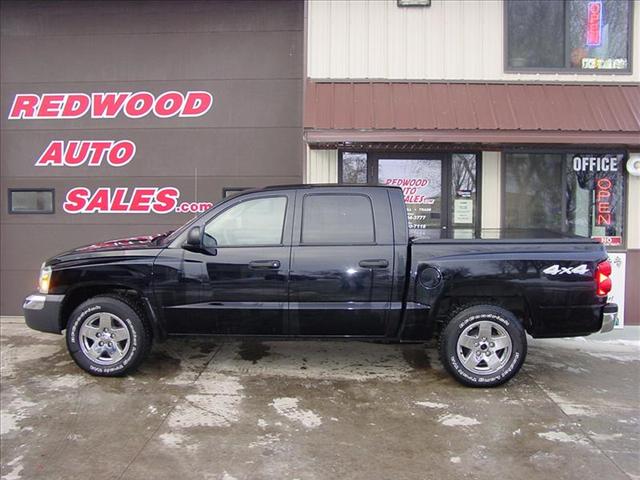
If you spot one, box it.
[38,264,52,294]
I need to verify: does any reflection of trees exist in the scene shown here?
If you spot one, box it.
[342,153,367,183]
[505,154,563,231]
[568,0,630,66]
[452,154,476,194]
[507,0,564,67]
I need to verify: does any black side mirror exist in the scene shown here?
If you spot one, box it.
[185,226,201,248]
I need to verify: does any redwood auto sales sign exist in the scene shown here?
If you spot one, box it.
[8,91,214,214]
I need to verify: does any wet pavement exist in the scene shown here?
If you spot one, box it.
[1,317,639,480]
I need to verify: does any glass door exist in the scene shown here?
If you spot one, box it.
[377,158,444,238]
[339,151,481,239]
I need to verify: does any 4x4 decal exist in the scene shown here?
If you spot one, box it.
[543,264,590,276]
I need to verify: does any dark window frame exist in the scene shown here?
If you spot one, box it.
[503,0,634,74]
[338,150,483,237]
[500,148,629,251]
[8,188,55,214]
[300,192,377,246]
[222,187,251,199]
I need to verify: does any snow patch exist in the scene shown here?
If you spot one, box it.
[271,397,322,429]
[159,432,187,447]
[537,431,590,445]
[437,414,480,427]
[0,398,37,435]
[46,374,90,390]
[415,401,448,409]
[167,375,243,429]
[3,455,24,480]
[588,432,624,442]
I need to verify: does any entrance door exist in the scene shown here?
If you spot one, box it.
[340,151,480,239]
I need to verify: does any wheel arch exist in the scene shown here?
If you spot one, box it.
[60,284,165,341]
[431,294,532,336]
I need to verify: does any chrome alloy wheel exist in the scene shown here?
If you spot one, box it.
[456,319,513,375]
[79,312,131,366]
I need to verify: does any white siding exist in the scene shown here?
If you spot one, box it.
[308,0,640,82]
[481,151,502,230]
[627,172,640,249]
[306,147,338,183]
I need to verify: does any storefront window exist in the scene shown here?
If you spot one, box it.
[378,158,442,233]
[504,152,625,246]
[506,0,632,71]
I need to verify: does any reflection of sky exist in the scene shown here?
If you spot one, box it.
[378,159,441,199]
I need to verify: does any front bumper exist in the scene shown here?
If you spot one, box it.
[23,293,65,334]
[600,303,618,333]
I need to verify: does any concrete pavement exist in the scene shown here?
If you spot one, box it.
[1,317,638,480]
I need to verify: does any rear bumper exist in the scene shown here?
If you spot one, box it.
[599,303,618,333]
[23,293,65,334]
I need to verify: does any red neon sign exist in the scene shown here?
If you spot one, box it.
[595,177,613,226]
[586,1,603,46]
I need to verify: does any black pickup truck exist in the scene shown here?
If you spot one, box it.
[24,184,617,386]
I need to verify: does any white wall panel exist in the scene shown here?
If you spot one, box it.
[481,151,502,230]
[306,148,338,183]
[627,173,640,249]
[308,0,639,82]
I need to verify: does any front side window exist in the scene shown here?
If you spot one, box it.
[204,196,287,247]
[506,0,632,72]
[504,152,625,247]
[302,194,375,244]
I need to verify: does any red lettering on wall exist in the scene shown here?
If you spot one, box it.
[91,92,130,118]
[181,91,213,117]
[63,187,180,214]
[9,94,40,119]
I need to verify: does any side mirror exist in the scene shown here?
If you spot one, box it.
[185,226,201,248]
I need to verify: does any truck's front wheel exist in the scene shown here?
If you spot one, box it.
[66,296,151,376]
[439,305,526,387]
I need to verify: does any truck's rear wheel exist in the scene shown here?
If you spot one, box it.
[66,296,151,376]
[439,304,526,387]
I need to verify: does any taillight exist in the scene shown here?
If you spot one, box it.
[595,260,612,297]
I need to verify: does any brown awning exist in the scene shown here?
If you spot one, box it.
[304,81,640,147]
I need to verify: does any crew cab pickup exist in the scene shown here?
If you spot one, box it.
[23,185,618,386]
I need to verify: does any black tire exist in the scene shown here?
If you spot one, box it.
[66,295,152,376]
[439,304,527,387]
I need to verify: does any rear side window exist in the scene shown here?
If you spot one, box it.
[302,194,375,244]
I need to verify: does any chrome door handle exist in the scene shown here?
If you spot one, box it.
[358,259,389,269]
[249,260,281,269]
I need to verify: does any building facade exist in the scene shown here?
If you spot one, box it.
[304,0,640,327]
[1,0,639,325]
[0,0,304,313]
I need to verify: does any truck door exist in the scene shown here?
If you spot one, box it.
[158,191,294,335]
[288,188,395,336]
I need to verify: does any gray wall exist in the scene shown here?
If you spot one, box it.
[0,0,304,314]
